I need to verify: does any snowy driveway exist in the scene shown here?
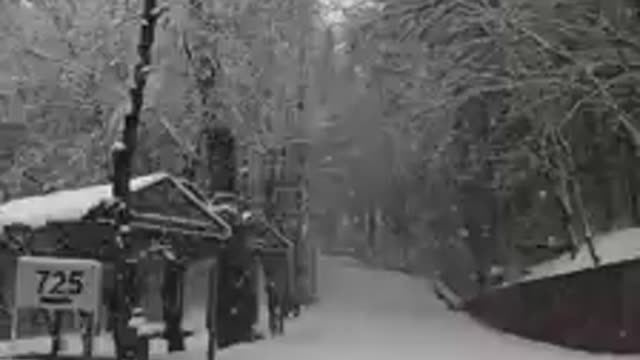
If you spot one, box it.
[169,256,624,360]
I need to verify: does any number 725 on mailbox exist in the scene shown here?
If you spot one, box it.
[15,256,103,313]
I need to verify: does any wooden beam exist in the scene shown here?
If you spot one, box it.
[130,211,219,230]
[93,219,227,240]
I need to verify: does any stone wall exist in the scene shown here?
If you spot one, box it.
[465,260,640,353]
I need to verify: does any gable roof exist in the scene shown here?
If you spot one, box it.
[0,173,166,229]
[0,172,231,239]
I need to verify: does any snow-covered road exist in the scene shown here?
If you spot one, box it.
[169,256,622,360]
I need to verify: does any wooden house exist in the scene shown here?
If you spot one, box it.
[0,172,230,340]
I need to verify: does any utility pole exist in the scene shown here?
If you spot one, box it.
[111,0,163,359]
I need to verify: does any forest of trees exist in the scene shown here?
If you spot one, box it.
[0,0,320,192]
[310,0,640,295]
[2,0,640,297]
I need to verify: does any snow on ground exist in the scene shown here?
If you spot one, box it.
[520,228,640,283]
[170,256,627,360]
[1,255,629,360]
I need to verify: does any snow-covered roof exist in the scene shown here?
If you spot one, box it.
[0,172,168,229]
[517,227,640,283]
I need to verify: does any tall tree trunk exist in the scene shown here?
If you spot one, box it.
[111,1,162,359]
[627,162,640,226]
[205,126,236,196]
[571,178,600,266]
[366,202,377,256]
[555,179,578,248]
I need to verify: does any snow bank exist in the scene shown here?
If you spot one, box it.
[0,332,170,358]
[0,172,168,230]
[518,227,640,283]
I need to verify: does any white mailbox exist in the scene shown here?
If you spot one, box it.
[14,256,102,313]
